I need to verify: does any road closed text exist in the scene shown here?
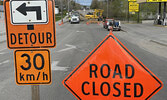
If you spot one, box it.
[81,64,143,97]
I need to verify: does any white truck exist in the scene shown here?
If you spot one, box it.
[70,15,80,24]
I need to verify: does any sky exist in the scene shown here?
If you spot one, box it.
[75,0,92,6]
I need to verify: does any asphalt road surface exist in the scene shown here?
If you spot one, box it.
[0,21,166,100]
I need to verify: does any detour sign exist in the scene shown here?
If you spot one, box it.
[63,32,163,100]
[4,0,56,49]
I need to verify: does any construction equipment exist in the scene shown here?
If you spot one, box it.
[85,9,104,19]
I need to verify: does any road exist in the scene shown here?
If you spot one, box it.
[0,18,166,100]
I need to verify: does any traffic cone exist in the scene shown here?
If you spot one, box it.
[58,23,62,26]
[98,22,100,25]
[61,21,64,25]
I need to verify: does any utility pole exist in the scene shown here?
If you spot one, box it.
[68,0,70,15]
[61,0,63,23]
[158,2,162,25]
[163,2,166,25]
[0,0,1,18]
[128,1,129,23]
[137,4,140,23]
[107,0,109,18]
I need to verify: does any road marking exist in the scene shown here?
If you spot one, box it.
[0,52,6,55]
[0,60,9,65]
[76,31,85,33]
[57,44,76,52]
[51,61,69,71]
[0,48,7,52]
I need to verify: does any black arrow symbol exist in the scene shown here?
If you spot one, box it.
[16,3,42,20]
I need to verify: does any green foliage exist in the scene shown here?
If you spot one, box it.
[90,0,99,9]
[71,1,82,10]
[90,0,128,20]
[90,0,159,21]
[55,0,82,11]
[55,11,67,22]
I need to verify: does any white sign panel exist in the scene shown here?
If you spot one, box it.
[10,0,48,25]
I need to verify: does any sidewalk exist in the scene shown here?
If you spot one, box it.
[122,23,167,47]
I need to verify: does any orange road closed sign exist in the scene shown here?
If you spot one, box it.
[63,33,163,100]
[14,49,51,85]
[4,0,56,49]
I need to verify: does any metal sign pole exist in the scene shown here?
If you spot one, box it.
[0,0,1,18]
[31,85,40,100]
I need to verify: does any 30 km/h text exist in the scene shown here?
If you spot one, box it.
[19,53,48,82]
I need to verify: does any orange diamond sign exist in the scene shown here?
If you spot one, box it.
[63,33,163,100]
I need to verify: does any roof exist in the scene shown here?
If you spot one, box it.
[137,0,147,3]
[137,0,167,3]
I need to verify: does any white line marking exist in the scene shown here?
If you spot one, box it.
[0,60,9,65]
[0,52,6,55]
[51,61,69,71]
[2,60,9,64]
[76,31,85,33]
[57,44,76,52]
[0,48,7,52]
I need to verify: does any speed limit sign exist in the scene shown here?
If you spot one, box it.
[14,49,51,85]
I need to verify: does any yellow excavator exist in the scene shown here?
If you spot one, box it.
[85,9,104,19]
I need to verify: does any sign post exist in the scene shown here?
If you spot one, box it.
[63,32,163,100]
[32,85,40,100]
[128,0,139,23]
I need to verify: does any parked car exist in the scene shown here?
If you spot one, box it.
[108,20,121,31]
[103,19,114,29]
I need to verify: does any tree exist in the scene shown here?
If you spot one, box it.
[90,0,99,9]
[55,0,82,11]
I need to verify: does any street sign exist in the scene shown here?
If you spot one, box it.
[10,0,48,25]
[147,0,167,2]
[129,2,139,12]
[4,0,56,49]
[14,49,51,85]
[63,33,163,100]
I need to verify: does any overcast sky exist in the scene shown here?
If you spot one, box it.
[75,0,92,6]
